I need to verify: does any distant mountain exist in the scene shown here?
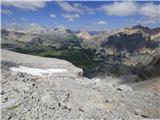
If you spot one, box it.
[6,24,48,34]
[1,24,160,79]
[1,25,81,51]
[132,25,160,35]
[126,25,160,41]
[50,26,72,35]
[100,25,160,53]
[76,31,92,40]
[89,25,160,43]
[2,24,160,52]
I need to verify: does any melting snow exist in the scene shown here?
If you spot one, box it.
[10,66,68,77]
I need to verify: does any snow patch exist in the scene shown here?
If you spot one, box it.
[0,99,16,109]
[10,66,68,77]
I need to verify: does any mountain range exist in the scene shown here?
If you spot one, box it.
[1,24,160,78]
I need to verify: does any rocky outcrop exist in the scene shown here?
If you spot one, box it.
[128,25,160,41]
[95,25,160,54]
[136,54,160,80]
[1,50,160,119]
[1,50,83,78]
[76,31,92,40]
[101,32,158,53]
[131,25,160,36]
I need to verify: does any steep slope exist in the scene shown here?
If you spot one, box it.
[132,25,160,35]
[101,32,154,53]
[100,25,160,53]
[135,53,160,80]
[129,25,160,41]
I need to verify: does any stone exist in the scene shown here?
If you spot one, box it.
[1,50,160,120]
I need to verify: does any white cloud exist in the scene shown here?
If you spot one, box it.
[30,23,35,26]
[126,17,159,26]
[11,22,17,26]
[101,2,137,16]
[1,0,48,11]
[97,21,107,25]
[139,3,159,18]
[1,9,12,15]
[50,14,56,18]
[83,21,109,31]
[57,1,95,14]
[141,19,157,25]
[57,1,82,13]
[138,3,159,24]
[21,17,27,21]
[63,13,80,22]
[136,18,159,25]
[83,25,108,31]
[101,2,160,18]
[100,1,160,25]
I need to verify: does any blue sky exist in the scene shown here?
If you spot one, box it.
[1,1,160,31]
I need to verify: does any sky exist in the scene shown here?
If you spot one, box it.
[1,0,160,31]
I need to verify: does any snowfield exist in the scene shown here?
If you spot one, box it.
[10,66,68,77]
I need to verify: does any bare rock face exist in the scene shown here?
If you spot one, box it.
[100,25,160,54]
[1,50,160,120]
[76,31,92,40]
[101,32,156,53]
[1,50,83,78]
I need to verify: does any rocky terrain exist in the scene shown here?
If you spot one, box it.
[1,50,160,120]
[2,0,160,118]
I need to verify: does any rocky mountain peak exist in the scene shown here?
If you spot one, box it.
[76,30,92,40]
[132,24,149,29]
[131,25,160,36]
[21,24,47,34]
[51,26,72,34]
